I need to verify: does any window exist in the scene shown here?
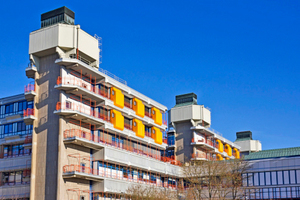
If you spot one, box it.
[17,122,26,132]
[66,101,72,109]
[253,173,259,186]
[265,172,271,185]
[1,170,29,186]
[296,170,300,184]
[18,101,27,111]
[2,144,29,158]
[290,170,296,184]
[284,171,290,184]
[277,171,283,185]
[271,171,277,185]
[5,103,14,114]
[259,172,265,185]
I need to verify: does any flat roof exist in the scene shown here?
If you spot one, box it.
[245,146,300,160]
[41,6,75,21]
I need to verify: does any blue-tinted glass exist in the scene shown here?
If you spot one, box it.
[4,125,9,133]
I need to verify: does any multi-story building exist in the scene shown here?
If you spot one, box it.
[0,6,183,200]
[243,147,300,199]
[234,130,262,156]
[167,93,241,163]
[0,94,33,200]
[0,6,245,200]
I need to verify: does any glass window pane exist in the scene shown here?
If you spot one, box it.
[296,170,300,184]
[15,171,22,184]
[271,171,277,185]
[9,172,15,185]
[254,173,259,186]
[260,172,265,186]
[265,172,271,185]
[284,171,289,184]
[290,170,296,184]
[277,171,283,185]
[18,102,23,111]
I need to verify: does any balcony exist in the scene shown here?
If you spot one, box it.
[124,123,132,131]
[63,165,103,181]
[124,101,132,109]
[191,138,215,151]
[55,77,167,131]
[191,153,214,161]
[25,63,37,79]
[23,135,32,149]
[63,165,176,194]
[55,76,106,105]
[145,110,151,118]
[24,83,36,101]
[56,102,167,149]
[23,108,36,125]
[62,129,181,172]
[55,102,110,126]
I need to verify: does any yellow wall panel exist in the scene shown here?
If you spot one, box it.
[111,87,124,108]
[233,148,240,159]
[216,139,223,153]
[224,144,232,157]
[132,98,145,118]
[110,109,124,130]
[151,127,162,145]
[216,154,223,161]
[151,107,162,126]
[133,118,145,138]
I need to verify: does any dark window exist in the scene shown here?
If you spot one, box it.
[18,101,27,111]
[5,104,14,114]
[17,122,26,132]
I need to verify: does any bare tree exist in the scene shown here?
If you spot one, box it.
[179,158,250,200]
[125,184,176,200]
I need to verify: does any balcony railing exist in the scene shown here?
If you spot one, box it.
[145,131,151,138]
[124,123,132,131]
[124,101,132,109]
[63,128,182,166]
[24,135,32,144]
[145,110,151,118]
[163,138,168,144]
[24,83,35,93]
[64,129,94,141]
[56,102,111,123]
[163,120,167,126]
[56,76,110,99]
[63,164,177,189]
[191,153,214,161]
[191,138,215,147]
[23,108,35,117]
[0,150,31,159]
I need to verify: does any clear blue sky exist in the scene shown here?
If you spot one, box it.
[0,1,299,150]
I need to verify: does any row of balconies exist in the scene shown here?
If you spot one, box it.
[63,129,181,174]
[190,126,240,160]
[55,76,167,127]
[62,164,178,192]
[55,58,167,113]
[55,101,167,147]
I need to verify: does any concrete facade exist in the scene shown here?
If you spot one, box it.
[0,6,182,200]
[167,93,241,163]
